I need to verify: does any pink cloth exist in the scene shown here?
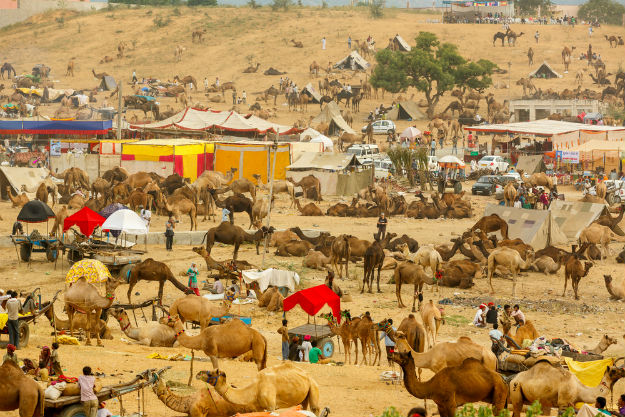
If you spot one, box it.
[78,375,97,402]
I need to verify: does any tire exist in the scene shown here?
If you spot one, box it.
[607,193,619,205]
[19,243,32,262]
[18,321,30,347]
[472,190,477,195]
[320,337,335,358]
[58,404,87,417]
[454,182,462,194]
[487,188,492,196]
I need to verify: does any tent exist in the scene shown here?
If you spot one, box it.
[0,120,112,135]
[302,83,322,103]
[399,126,421,141]
[99,76,117,91]
[391,34,411,51]
[438,155,466,168]
[213,141,291,183]
[63,207,106,237]
[333,51,370,71]
[529,62,562,79]
[121,139,214,182]
[287,153,371,195]
[311,101,355,135]
[241,268,300,293]
[515,155,545,175]
[310,135,334,151]
[483,204,568,248]
[17,200,56,223]
[284,285,341,322]
[101,209,147,235]
[386,102,426,121]
[0,167,51,200]
[550,200,610,241]
[300,127,321,141]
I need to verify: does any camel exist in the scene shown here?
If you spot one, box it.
[596,181,607,199]
[579,223,625,259]
[493,31,508,46]
[218,178,257,202]
[43,303,112,340]
[270,230,300,247]
[152,371,252,417]
[353,313,381,366]
[249,285,283,312]
[394,261,436,312]
[290,39,304,48]
[111,308,177,347]
[587,334,618,355]
[65,276,121,345]
[254,175,295,207]
[125,171,155,189]
[487,247,535,296]
[391,353,508,417]
[0,62,16,79]
[604,274,625,300]
[196,363,319,414]
[503,182,517,207]
[202,221,267,260]
[51,167,90,194]
[294,198,323,216]
[125,258,190,304]
[172,316,267,369]
[175,45,186,62]
[323,313,359,364]
[330,234,351,278]
[421,300,443,348]
[173,75,198,90]
[243,63,261,73]
[501,320,539,348]
[191,29,207,43]
[471,213,509,240]
[0,361,45,417]
[157,194,197,231]
[411,245,443,277]
[209,190,254,228]
[563,257,593,300]
[605,35,618,48]
[192,246,255,279]
[170,295,231,330]
[34,182,54,207]
[528,172,554,190]
[275,240,313,257]
[510,360,625,417]
[6,186,28,208]
[531,255,563,274]
[438,260,480,289]
[362,233,395,293]
[50,205,69,237]
[302,250,331,270]
[287,175,322,202]
[562,46,575,72]
[594,206,624,235]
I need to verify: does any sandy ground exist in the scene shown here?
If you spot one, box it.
[1,182,625,417]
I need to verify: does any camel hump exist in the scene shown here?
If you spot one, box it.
[461,357,483,367]
[457,336,474,343]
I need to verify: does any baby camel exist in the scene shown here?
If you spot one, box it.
[487,247,535,296]
[563,257,593,300]
[531,254,563,274]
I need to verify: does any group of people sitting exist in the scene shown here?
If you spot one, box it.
[3,342,62,380]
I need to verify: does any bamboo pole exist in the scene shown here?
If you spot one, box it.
[187,350,195,386]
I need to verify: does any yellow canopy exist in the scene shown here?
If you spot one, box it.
[65,259,112,284]
[564,357,614,387]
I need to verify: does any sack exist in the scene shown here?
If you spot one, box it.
[45,384,63,400]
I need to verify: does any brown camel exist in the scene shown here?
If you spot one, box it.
[362,233,396,293]
[173,75,198,90]
[242,63,261,73]
[169,295,231,330]
[217,178,257,202]
[391,353,508,417]
[196,363,320,414]
[287,175,322,202]
[322,313,359,364]
[605,274,625,300]
[502,320,539,348]
[192,246,255,278]
[302,250,331,270]
[527,172,553,189]
[125,258,191,304]
[394,261,436,311]
[111,308,177,347]
[294,198,323,216]
[51,167,90,194]
[91,69,108,80]
[157,194,197,231]
[0,361,45,417]
[421,300,444,348]
[605,35,618,48]
[290,39,304,48]
[275,240,313,257]
[125,189,153,212]
[353,313,381,366]
[209,189,254,228]
[487,247,535,296]
[587,334,618,355]
[125,171,155,189]
[90,178,111,202]
[43,303,112,339]
[202,221,269,260]
[254,175,295,208]
[563,257,593,300]
[51,206,69,237]
[330,234,351,278]
[65,276,121,345]
[470,213,509,239]
[594,205,625,235]
[6,186,28,208]
[579,223,625,259]
[503,182,517,207]
[172,316,267,369]
[34,182,53,206]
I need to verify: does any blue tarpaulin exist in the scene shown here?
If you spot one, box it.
[0,120,112,135]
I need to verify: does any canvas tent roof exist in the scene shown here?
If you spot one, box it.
[549,200,609,241]
[400,126,421,140]
[100,76,117,91]
[302,83,322,103]
[311,101,355,135]
[310,135,334,149]
[529,62,562,79]
[334,51,370,71]
[387,101,426,121]
[287,152,360,171]
[465,120,625,137]
[393,34,411,51]
[128,107,299,136]
[300,127,321,140]
[515,155,545,174]
[0,167,52,199]
[484,204,568,248]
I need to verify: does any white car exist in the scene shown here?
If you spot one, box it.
[373,159,394,179]
[361,120,396,135]
[478,156,509,173]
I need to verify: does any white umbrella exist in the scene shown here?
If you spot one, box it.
[101,209,148,235]
[400,126,421,140]
[438,155,466,168]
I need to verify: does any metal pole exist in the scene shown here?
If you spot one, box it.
[117,82,122,141]
[260,139,278,269]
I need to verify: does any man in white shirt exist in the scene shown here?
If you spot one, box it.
[489,322,503,342]
[473,304,486,327]
[139,205,151,232]
[6,291,21,348]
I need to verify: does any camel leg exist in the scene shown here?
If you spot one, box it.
[84,311,92,346]
[376,265,382,293]
[396,282,405,308]
[68,307,75,339]
[562,275,569,297]
[127,278,136,303]
[233,243,240,261]
[359,339,368,365]
[209,356,219,369]
[158,280,165,305]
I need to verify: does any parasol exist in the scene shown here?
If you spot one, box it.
[63,207,105,237]
[101,209,148,235]
[66,259,112,284]
[17,200,56,223]
[283,285,341,323]
[399,126,421,140]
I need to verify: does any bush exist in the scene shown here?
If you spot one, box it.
[271,0,292,11]
[247,0,260,7]
[188,0,218,5]
[369,0,385,18]
[578,0,625,25]
[153,15,171,27]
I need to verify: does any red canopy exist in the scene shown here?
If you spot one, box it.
[63,207,106,237]
[283,285,341,323]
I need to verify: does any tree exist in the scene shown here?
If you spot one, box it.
[579,0,625,25]
[515,0,552,16]
[369,0,385,18]
[188,0,217,5]
[271,0,292,11]
[370,32,495,118]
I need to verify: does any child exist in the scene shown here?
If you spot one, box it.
[187,263,200,296]
[97,402,112,417]
[78,366,98,417]
[299,335,313,362]
[277,319,289,361]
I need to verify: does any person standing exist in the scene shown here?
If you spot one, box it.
[78,366,98,417]
[165,217,175,251]
[132,70,137,84]
[140,205,151,233]
[203,77,209,91]
[534,30,539,44]
[6,291,20,349]
[430,137,436,156]
[2,344,18,365]
[379,318,396,365]
[187,263,200,296]
[278,319,289,361]
[50,342,62,376]
[299,335,313,362]
[242,90,247,104]
[348,35,352,50]
[588,26,593,38]
[452,135,458,155]
[321,37,326,50]
[232,89,237,105]
[215,77,220,88]
[376,212,388,240]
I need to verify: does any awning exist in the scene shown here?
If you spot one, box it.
[287,152,360,171]
[283,284,341,322]
[465,120,625,137]
[0,120,112,135]
[63,207,106,237]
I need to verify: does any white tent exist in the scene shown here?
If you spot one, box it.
[101,209,148,235]
[399,126,421,140]
[310,135,334,150]
[334,51,370,71]
[300,127,321,140]
[242,268,300,292]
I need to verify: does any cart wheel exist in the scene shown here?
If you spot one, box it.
[320,337,334,358]
[454,181,462,194]
[58,404,87,417]
[68,249,83,263]
[607,193,619,205]
[18,321,30,347]
[46,247,58,262]
[19,243,32,262]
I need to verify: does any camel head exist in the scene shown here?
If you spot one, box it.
[196,369,225,386]
[105,276,123,294]
[192,246,208,257]
[388,350,412,367]
[110,307,126,321]
[606,362,625,386]
[376,318,393,333]
[319,312,336,325]
[605,275,613,286]
[583,261,594,275]
[601,334,618,349]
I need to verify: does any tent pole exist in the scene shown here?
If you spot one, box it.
[117,82,122,141]
[261,138,278,269]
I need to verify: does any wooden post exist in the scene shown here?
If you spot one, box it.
[187,350,195,386]
[117,82,122,141]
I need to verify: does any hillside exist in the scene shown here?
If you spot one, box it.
[1,6,624,132]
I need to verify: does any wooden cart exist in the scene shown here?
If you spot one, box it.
[1,291,59,348]
[288,324,336,358]
[64,239,143,276]
[498,351,604,375]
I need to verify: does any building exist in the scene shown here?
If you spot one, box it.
[509,99,602,122]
